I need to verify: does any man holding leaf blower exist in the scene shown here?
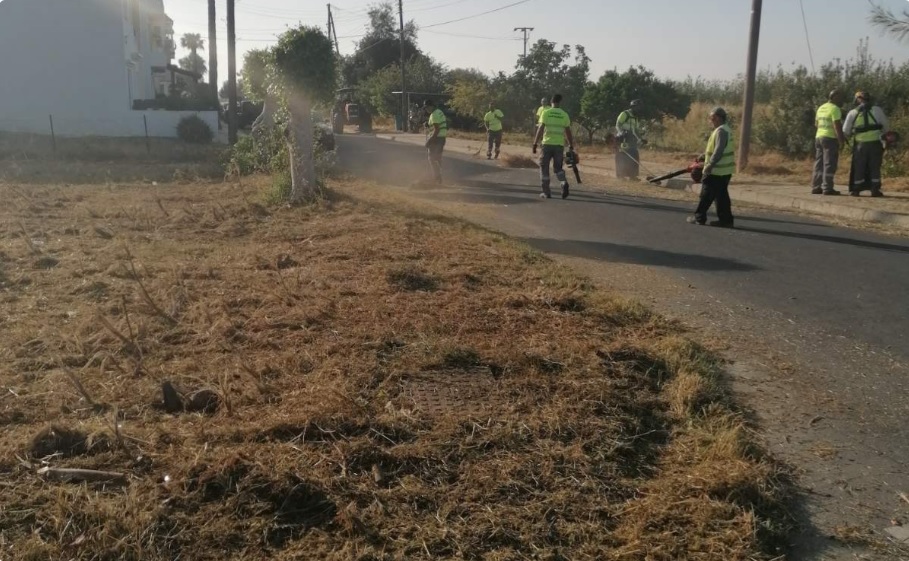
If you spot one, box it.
[532,93,577,199]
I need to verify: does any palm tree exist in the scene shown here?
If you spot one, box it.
[869,3,909,42]
[180,33,205,57]
[179,33,207,77]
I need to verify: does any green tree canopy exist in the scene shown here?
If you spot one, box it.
[341,2,420,87]
[579,66,690,142]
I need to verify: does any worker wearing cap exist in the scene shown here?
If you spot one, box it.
[423,98,448,184]
[688,107,735,227]
[532,93,575,199]
[844,91,889,197]
[615,99,646,179]
[483,103,505,160]
[812,90,847,195]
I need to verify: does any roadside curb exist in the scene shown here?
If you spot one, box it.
[682,184,909,228]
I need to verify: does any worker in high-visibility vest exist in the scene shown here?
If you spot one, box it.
[483,103,504,160]
[615,99,646,179]
[423,98,448,184]
[535,97,549,122]
[688,107,735,227]
[812,90,847,195]
[532,93,576,199]
[843,91,889,197]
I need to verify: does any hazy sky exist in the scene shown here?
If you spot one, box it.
[167,0,909,86]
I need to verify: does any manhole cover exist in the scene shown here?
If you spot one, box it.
[402,367,496,417]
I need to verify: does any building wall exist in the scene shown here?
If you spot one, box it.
[0,0,132,135]
[0,0,202,138]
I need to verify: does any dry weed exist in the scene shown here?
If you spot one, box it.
[0,176,791,560]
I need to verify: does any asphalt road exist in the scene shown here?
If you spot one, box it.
[337,134,909,559]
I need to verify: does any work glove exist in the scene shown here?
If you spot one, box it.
[532,144,538,154]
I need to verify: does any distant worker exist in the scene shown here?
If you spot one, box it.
[424,98,448,184]
[688,107,735,227]
[483,102,505,160]
[844,91,889,197]
[532,93,576,199]
[615,99,646,179]
[535,97,549,123]
[812,90,847,195]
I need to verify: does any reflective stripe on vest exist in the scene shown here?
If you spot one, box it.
[854,107,883,143]
[706,124,735,176]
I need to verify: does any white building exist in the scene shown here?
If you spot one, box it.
[0,0,218,138]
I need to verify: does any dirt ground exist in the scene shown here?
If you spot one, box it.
[0,174,792,560]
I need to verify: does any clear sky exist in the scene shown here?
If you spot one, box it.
[167,0,909,86]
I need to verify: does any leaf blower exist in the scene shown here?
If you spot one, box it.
[646,156,705,186]
[565,149,582,184]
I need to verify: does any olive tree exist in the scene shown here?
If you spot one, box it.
[272,26,337,203]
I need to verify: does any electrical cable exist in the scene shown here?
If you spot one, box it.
[420,0,533,29]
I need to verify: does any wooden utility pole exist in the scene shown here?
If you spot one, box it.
[327,4,340,56]
[208,0,218,103]
[514,27,533,59]
[227,0,238,144]
[738,0,762,172]
[398,0,408,132]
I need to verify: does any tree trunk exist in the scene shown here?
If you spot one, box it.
[286,96,316,203]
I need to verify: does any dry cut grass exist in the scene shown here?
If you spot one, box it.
[0,175,790,560]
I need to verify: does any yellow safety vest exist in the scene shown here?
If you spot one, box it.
[705,124,735,177]
[853,107,883,143]
[428,108,448,138]
[815,102,841,139]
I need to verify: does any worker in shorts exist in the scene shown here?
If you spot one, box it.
[423,98,448,184]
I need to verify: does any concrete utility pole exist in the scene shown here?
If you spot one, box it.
[738,0,762,172]
[514,27,533,59]
[227,0,238,145]
[398,0,408,132]
[208,0,218,103]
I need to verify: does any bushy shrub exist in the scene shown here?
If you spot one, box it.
[176,115,214,144]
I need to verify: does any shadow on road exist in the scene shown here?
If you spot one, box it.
[522,237,760,272]
[736,225,909,254]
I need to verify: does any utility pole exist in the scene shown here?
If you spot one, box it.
[514,27,533,59]
[208,0,218,104]
[327,4,340,56]
[398,0,408,132]
[737,0,762,172]
[227,0,238,145]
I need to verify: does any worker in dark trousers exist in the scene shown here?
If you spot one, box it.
[688,107,735,227]
[423,98,448,184]
[812,90,847,195]
[844,91,889,197]
[532,93,575,199]
[483,103,504,159]
[615,99,645,179]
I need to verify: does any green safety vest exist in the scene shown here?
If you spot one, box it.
[853,107,883,143]
[428,108,448,138]
[539,107,571,146]
[705,124,735,177]
[815,102,842,139]
[484,109,504,132]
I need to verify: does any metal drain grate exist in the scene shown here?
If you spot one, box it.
[402,367,496,417]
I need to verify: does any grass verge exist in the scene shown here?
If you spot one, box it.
[0,175,790,560]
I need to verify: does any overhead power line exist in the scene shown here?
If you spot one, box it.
[421,0,534,29]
